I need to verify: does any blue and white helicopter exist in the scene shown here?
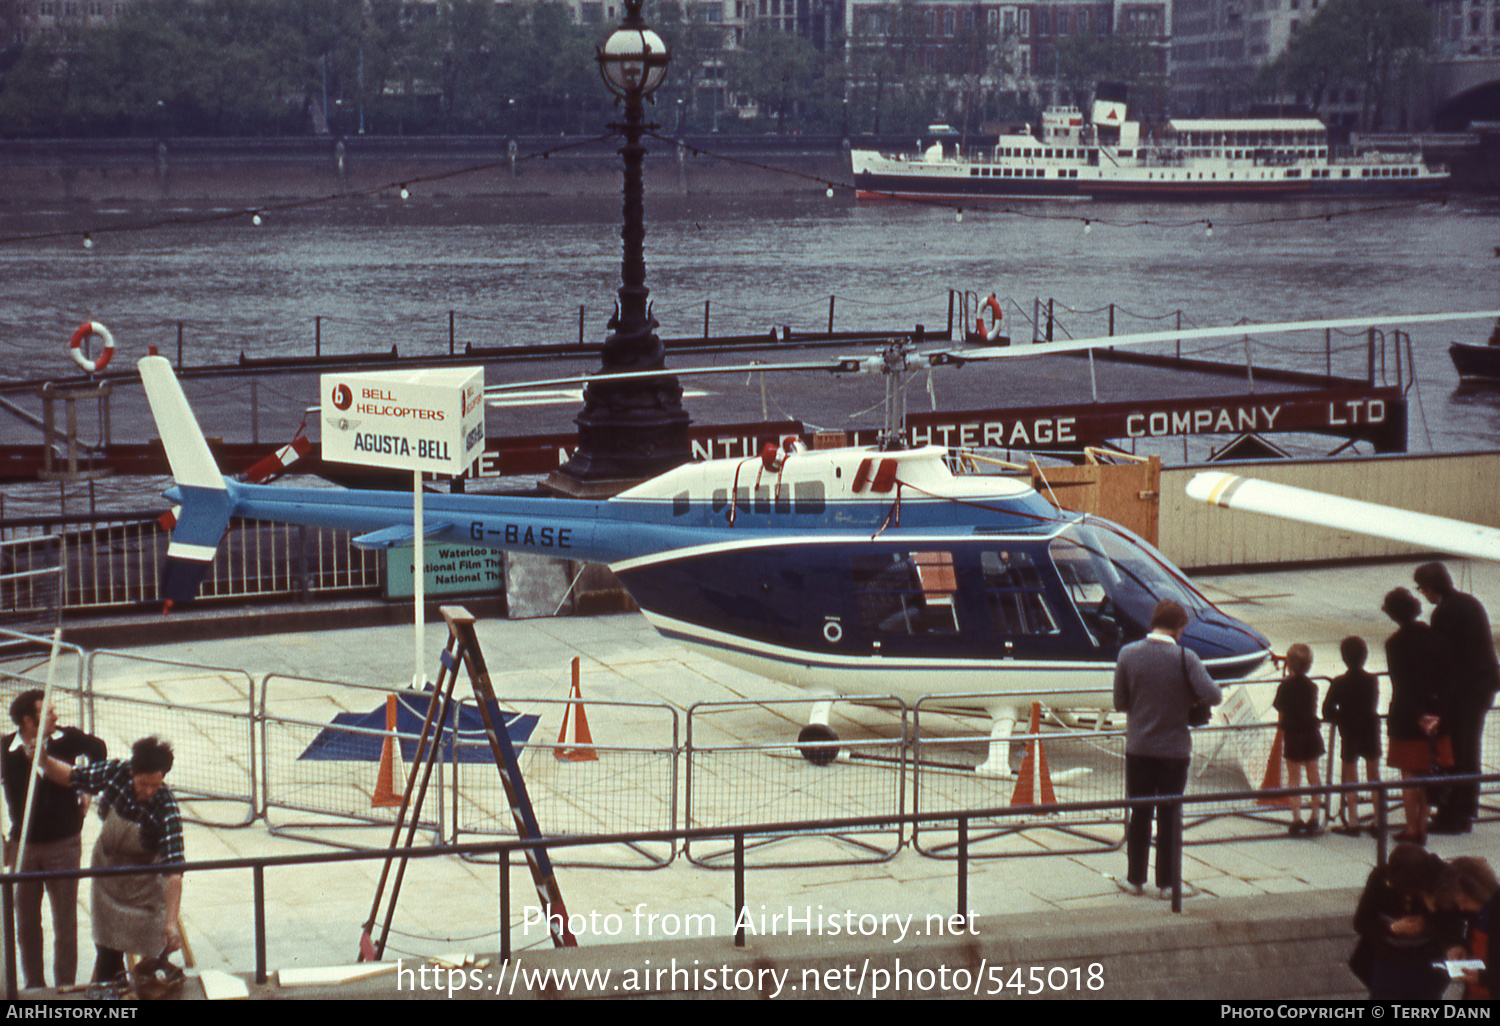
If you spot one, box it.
[140,308,1498,773]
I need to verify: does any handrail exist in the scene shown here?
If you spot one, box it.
[3,770,1492,996]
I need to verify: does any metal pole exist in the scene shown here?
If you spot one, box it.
[4,879,16,999]
[734,832,746,947]
[1109,304,1114,337]
[500,850,511,962]
[1046,299,1054,342]
[1171,795,1184,913]
[254,865,267,984]
[957,816,968,926]
[449,310,456,356]
[703,300,710,340]
[578,306,586,346]
[315,315,322,359]
[828,295,836,334]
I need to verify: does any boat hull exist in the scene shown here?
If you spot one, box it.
[1450,342,1500,381]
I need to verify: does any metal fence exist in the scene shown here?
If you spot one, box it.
[86,650,257,828]
[684,697,908,868]
[911,692,1127,859]
[0,515,380,617]
[450,696,680,870]
[259,673,443,846]
[0,625,1494,874]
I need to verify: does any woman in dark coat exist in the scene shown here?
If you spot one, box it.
[1382,588,1453,846]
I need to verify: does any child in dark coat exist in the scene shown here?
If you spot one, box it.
[1322,636,1382,835]
[1273,643,1325,835]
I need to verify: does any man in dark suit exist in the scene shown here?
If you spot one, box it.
[1414,562,1500,834]
[1,690,107,990]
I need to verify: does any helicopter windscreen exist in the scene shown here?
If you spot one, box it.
[1049,522,1213,647]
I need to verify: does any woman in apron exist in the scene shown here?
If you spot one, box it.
[41,736,183,981]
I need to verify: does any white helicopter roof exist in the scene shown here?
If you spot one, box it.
[615,444,1036,504]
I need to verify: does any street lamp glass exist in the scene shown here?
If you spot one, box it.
[599,27,670,97]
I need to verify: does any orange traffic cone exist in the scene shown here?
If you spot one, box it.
[1010,702,1056,807]
[372,694,402,808]
[1257,728,1293,807]
[555,657,597,763]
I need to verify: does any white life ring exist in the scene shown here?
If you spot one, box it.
[68,321,115,373]
[981,294,1004,343]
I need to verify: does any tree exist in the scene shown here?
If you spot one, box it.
[1265,0,1432,130]
[1054,31,1168,119]
[726,24,822,131]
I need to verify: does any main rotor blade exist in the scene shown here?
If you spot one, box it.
[1186,471,1500,564]
[481,356,881,394]
[930,309,1500,363]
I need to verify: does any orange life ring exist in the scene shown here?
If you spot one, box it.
[68,321,115,373]
[981,294,1004,343]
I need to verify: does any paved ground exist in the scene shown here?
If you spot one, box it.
[1,557,1495,998]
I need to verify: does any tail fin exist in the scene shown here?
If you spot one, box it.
[139,356,235,603]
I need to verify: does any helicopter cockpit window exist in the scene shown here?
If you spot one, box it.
[981,550,1059,636]
[851,551,961,636]
[1049,524,1213,646]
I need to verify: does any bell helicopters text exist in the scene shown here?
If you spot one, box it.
[140,308,1498,773]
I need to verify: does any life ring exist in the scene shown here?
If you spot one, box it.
[68,321,115,373]
[980,294,1004,343]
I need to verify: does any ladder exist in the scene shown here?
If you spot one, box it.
[361,605,576,958]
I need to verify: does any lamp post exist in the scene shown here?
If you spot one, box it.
[550,0,690,496]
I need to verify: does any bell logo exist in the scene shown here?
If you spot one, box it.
[332,384,353,411]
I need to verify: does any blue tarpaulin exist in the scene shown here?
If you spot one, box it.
[298,691,539,764]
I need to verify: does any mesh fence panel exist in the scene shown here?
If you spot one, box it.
[685,698,906,867]
[86,651,256,827]
[260,674,442,844]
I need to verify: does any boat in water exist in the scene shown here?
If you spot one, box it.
[1449,322,1500,381]
[851,88,1449,202]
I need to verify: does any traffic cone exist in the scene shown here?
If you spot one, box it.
[372,694,402,808]
[1257,728,1293,807]
[1010,702,1056,806]
[555,657,597,763]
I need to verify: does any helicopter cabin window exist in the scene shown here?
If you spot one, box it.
[981,550,1058,636]
[711,482,825,515]
[851,551,960,636]
[673,491,690,516]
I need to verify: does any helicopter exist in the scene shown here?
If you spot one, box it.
[139,308,1499,773]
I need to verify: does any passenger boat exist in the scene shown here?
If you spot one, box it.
[851,91,1450,202]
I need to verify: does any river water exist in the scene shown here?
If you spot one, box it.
[2,191,1499,457]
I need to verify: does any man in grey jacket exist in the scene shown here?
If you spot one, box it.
[1113,598,1222,898]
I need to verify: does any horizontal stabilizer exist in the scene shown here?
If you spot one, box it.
[352,521,455,550]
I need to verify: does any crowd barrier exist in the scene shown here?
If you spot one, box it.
[684,696,908,868]
[450,695,680,869]
[0,630,1492,870]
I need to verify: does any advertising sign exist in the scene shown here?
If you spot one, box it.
[385,543,505,600]
[320,367,485,476]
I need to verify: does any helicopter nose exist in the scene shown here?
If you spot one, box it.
[1182,612,1272,676]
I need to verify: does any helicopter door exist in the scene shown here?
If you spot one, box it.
[977,548,1070,659]
[849,549,963,655]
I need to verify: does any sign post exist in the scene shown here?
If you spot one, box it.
[320,368,485,686]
